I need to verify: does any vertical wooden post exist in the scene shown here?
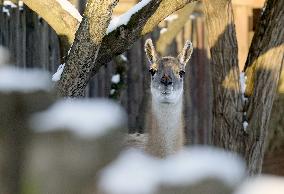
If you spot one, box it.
[234,5,249,71]
[0,68,54,194]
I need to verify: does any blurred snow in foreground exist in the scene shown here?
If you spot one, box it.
[98,146,246,194]
[99,149,160,194]
[159,146,245,187]
[234,176,284,194]
[31,99,127,138]
[0,66,52,92]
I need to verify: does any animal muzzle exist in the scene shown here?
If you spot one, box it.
[160,74,173,86]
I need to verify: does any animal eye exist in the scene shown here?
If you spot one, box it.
[179,70,185,78]
[149,69,157,76]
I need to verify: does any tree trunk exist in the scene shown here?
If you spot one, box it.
[22,0,197,97]
[56,0,118,97]
[243,0,284,174]
[203,0,284,174]
[203,0,244,151]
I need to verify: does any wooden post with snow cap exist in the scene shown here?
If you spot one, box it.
[0,66,54,194]
[97,146,245,194]
[29,99,127,194]
[156,147,246,194]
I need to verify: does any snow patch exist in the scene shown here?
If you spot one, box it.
[18,1,23,7]
[120,54,128,62]
[240,72,247,101]
[98,149,161,194]
[52,63,65,82]
[110,89,115,95]
[2,7,9,16]
[31,99,127,139]
[111,74,120,84]
[56,0,82,22]
[107,0,151,34]
[240,72,249,131]
[159,146,245,187]
[234,175,284,194]
[243,121,248,132]
[3,1,17,8]
[2,0,23,17]
[98,146,245,194]
[0,67,52,93]
[164,14,178,22]
[160,28,167,34]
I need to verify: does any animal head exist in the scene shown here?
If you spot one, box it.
[144,39,193,104]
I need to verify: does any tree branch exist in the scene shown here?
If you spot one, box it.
[156,2,197,55]
[23,0,197,96]
[92,0,197,75]
[22,0,81,45]
[56,0,118,97]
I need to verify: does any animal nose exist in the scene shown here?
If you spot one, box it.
[160,74,173,86]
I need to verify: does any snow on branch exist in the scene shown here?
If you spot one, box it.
[22,0,81,44]
[107,0,151,33]
[56,0,82,22]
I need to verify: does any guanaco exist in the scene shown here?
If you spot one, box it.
[127,39,193,158]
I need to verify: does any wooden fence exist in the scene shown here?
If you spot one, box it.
[0,3,211,144]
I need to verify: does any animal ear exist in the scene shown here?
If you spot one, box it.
[178,40,193,66]
[144,39,158,64]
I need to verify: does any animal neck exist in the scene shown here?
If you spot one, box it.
[148,95,184,158]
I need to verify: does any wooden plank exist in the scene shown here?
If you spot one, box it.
[0,4,4,45]
[17,7,26,67]
[39,20,49,69]
[127,40,143,132]
[232,0,265,8]
[234,5,249,71]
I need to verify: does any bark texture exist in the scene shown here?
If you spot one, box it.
[203,0,284,174]
[203,0,243,150]
[56,0,118,97]
[243,0,284,173]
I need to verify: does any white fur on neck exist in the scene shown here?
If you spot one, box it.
[150,89,183,156]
